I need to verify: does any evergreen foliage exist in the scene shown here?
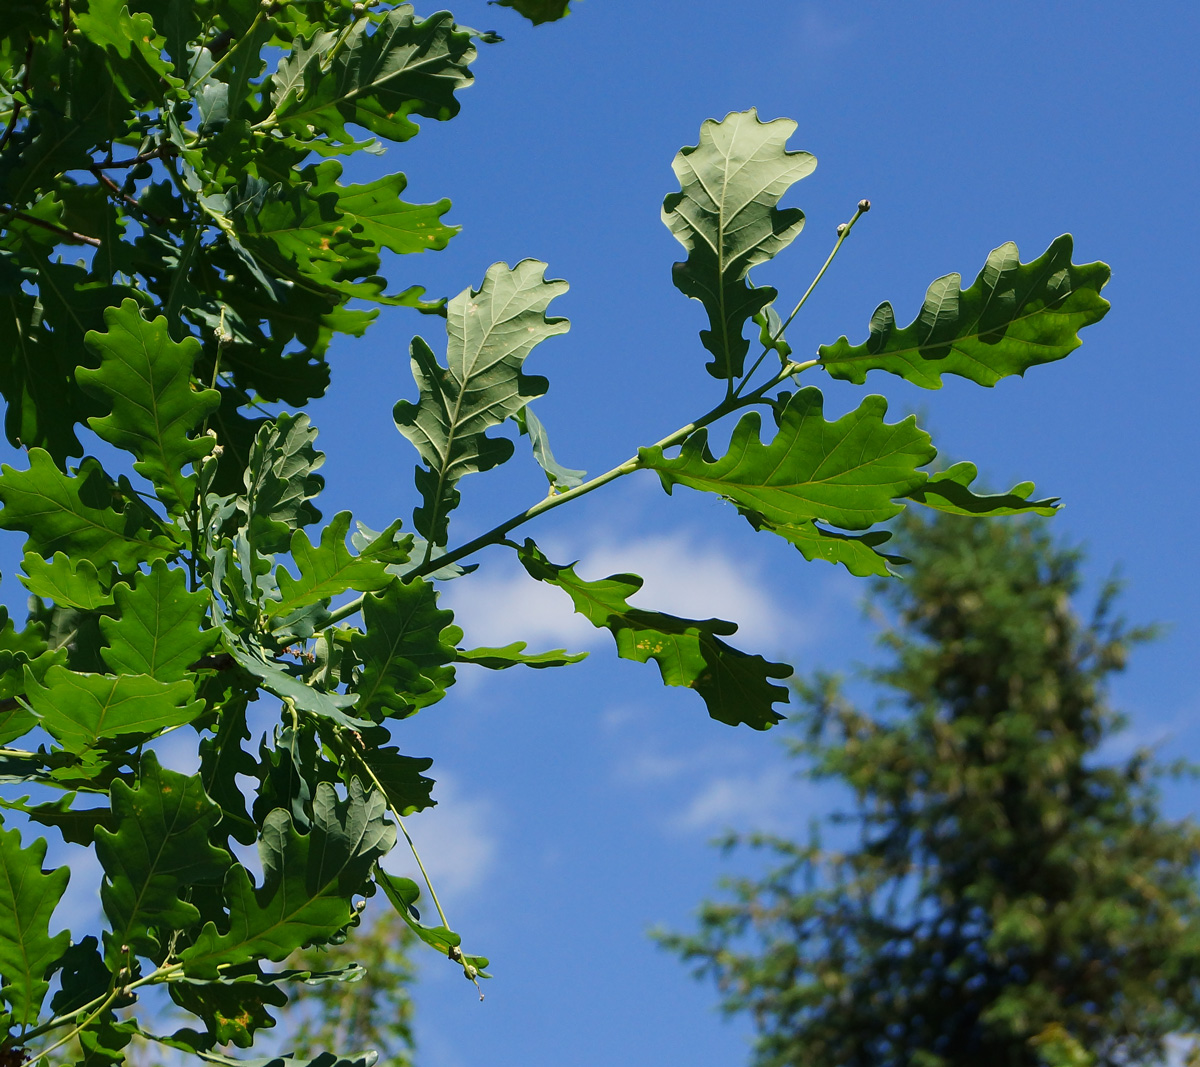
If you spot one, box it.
[660,513,1200,1067]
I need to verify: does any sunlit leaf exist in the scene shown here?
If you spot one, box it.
[819,235,1110,388]
[903,461,1059,517]
[663,109,815,379]
[24,666,204,751]
[79,300,220,513]
[393,260,568,544]
[20,552,115,611]
[0,450,178,570]
[95,753,231,964]
[518,541,790,729]
[0,822,70,1030]
[348,580,459,721]
[640,388,934,533]
[100,560,219,683]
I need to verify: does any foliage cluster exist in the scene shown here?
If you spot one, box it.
[0,1,1109,1064]
[660,513,1200,1067]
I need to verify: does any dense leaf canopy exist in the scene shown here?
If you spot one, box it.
[0,2,1109,1065]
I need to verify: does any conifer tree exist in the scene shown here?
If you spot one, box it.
[661,513,1200,1067]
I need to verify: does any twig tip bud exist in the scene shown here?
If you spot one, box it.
[858,199,872,213]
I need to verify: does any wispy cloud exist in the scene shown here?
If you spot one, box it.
[380,771,498,902]
[445,529,809,656]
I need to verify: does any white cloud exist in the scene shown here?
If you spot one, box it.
[445,530,807,656]
[380,772,497,902]
[670,767,798,834]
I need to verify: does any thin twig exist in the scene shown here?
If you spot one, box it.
[0,208,100,246]
[90,146,171,171]
[89,166,167,226]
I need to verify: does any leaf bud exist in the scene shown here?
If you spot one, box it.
[353,2,365,15]
[858,199,872,212]
[836,223,847,236]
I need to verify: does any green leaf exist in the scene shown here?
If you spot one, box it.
[491,0,575,24]
[0,793,112,847]
[78,300,220,513]
[0,822,71,1031]
[902,462,1060,517]
[0,450,178,570]
[95,753,231,964]
[169,976,288,1049]
[218,626,367,730]
[24,666,204,751]
[517,541,790,730]
[244,413,325,554]
[393,260,569,544]
[375,867,489,977]
[270,8,477,146]
[352,745,436,817]
[662,109,815,379]
[456,642,587,670]
[199,698,259,848]
[349,579,459,721]
[818,235,1111,388]
[181,779,395,978]
[20,552,115,611]
[639,388,935,532]
[100,560,219,683]
[740,515,907,578]
[513,404,586,490]
[271,512,397,621]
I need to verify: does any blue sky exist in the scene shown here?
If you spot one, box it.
[11,2,1200,1065]
[284,2,1200,1063]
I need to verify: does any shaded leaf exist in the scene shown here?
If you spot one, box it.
[640,388,935,532]
[741,514,907,578]
[517,541,790,729]
[491,0,574,24]
[95,753,231,964]
[0,793,112,846]
[376,867,489,978]
[819,235,1110,388]
[662,109,815,379]
[170,976,288,1049]
[244,413,325,555]
[181,780,395,977]
[351,745,435,817]
[393,260,568,544]
[79,300,220,513]
[0,822,70,1030]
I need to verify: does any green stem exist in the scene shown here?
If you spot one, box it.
[325,360,817,627]
[777,200,870,339]
[25,989,119,1063]
[337,730,451,931]
[732,201,869,402]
